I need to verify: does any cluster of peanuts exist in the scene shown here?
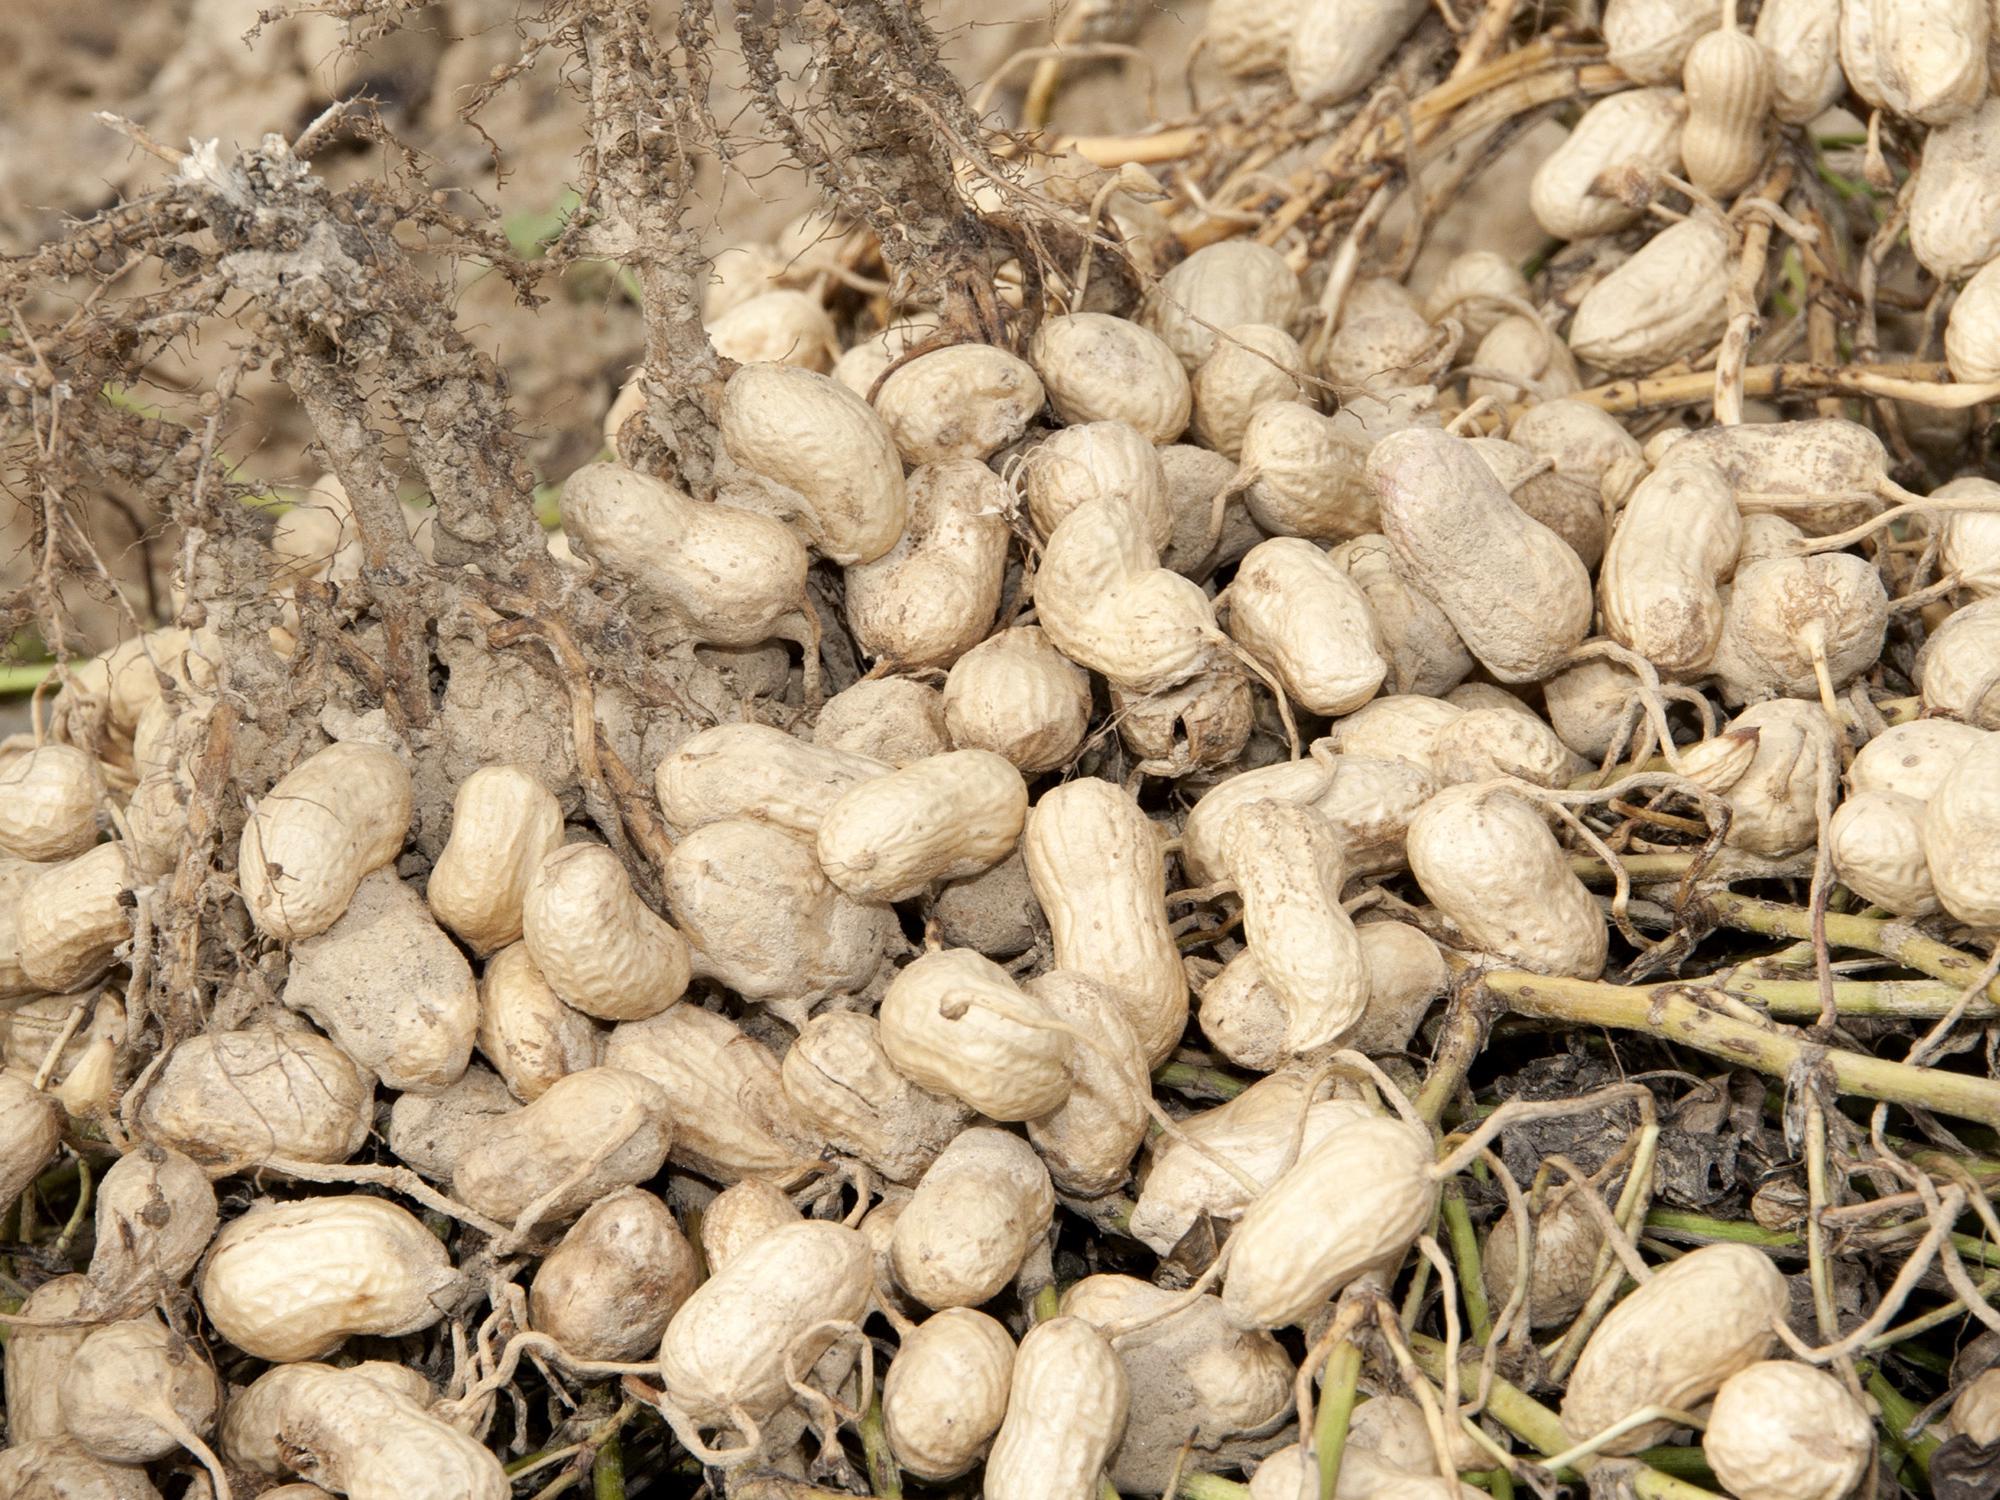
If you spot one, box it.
[10,0,2000,1496]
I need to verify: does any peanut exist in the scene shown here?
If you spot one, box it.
[1600,453,1742,675]
[1329,534,1474,697]
[1530,87,1688,238]
[1920,595,2000,728]
[0,1071,61,1232]
[1910,98,2000,279]
[1468,435,1607,569]
[816,748,1027,902]
[476,941,603,1102]
[708,288,837,370]
[880,948,1075,1118]
[238,740,412,942]
[1569,216,1733,375]
[1680,23,1774,197]
[944,626,1092,773]
[386,1064,518,1183]
[813,677,950,765]
[700,1178,803,1270]
[1225,537,1389,715]
[781,1010,972,1183]
[1605,0,1720,82]
[1024,969,1152,1195]
[982,1316,1131,1500]
[452,1065,674,1226]
[1755,0,1844,121]
[1680,701,1839,857]
[1028,312,1191,441]
[882,1308,1016,1480]
[0,744,102,861]
[15,841,130,993]
[892,1125,1054,1309]
[1237,400,1376,540]
[1703,1360,1874,1500]
[132,1024,373,1167]
[1191,324,1309,458]
[1022,419,1173,548]
[1141,239,1303,371]
[59,1314,219,1467]
[88,1142,218,1306]
[1287,0,1430,106]
[521,843,690,1021]
[1924,731,2000,926]
[875,344,1043,464]
[3,1275,89,1442]
[655,722,889,840]
[530,1187,697,1360]
[1710,553,1889,706]
[845,458,1010,668]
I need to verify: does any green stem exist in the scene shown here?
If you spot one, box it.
[1443,1186,1493,1344]
[1152,1060,1249,1100]
[1315,1341,1363,1500]
[592,1430,624,1500]
[1032,1284,1061,1324]
[1417,993,1486,1127]
[0,663,55,696]
[1708,892,2000,1005]
[862,1389,902,1500]
[1643,1209,1799,1249]
[1178,1477,1251,1500]
[50,1156,90,1260]
[1869,1370,1942,1478]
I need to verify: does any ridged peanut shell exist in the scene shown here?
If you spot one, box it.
[816,749,1026,902]
[1530,88,1687,238]
[477,942,602,1102]
[1911,99,2000,279]
[1022,420,1172,548]
[879,948,1074,1120]
[452,1065,673,1225]
[944,627,1092,773]
[1605,0,1720,81]
[1286,0,1429,106]
[1328,534,1473,697]
[59,1314,218,1464]
[132,1025,372,1167]
[1141,240,1302,371]
[1029,313,1190,441]
[891,1126,1054,1310]
[521,844,690,1021]
[781,1010,971,1183]
[1600,455,1741,675]
[427,765,563,954]
[1704,1360,1873,1500]
[1024,970,1151,1196]
[1238,401,1376,541]
[814,677,950,765]
[1226,538,1388,715]
[4,1275,90,1442]
[88,1142,218,1300]
[17,842,130,993]
[655,722,889,838]
[875,345,1043,464]
[1920,596,2000,728]
[983,1317,1130,1500]
[884,1308,1016,1480]
[1569,217,1732,375]
[1925,733,2000,926]
[0,744,102,861]
[845,458,1010,669]
[0,1071,61,1221]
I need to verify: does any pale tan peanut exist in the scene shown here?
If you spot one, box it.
[1484,1180,1608,1328]
[1569,217,1732,375]
[1936,479,2000,595]
[1680,700,1839,857]
[1192,324,1308,459]
[199,1195,456,1360]
[1947,261,2000,384]
[1543,656,1647,759]
[1926,733,2000,926]
[121,772,183,879]
[707,288,837,371]
[3,992,98,1081]
[1468,313,1583,403]
[4,1275,89,1442]
[932,849,1044,960]
[1194,948,1294,1073]
[891,1126,1054,1309]
[1661,417,1891,534]
[1710,553,1889,706]
[1954,1368,2000,1442]
[1329,534,1473,697]
[0,857,48,997]
[53,626,205,754]
[1605,0,1721,81]
[657,1219,872,1430]
[223,1361,507,1500]
[1223,1112,1438,1329]
[1350,921,1450,1054]
[0,744,102,860]
[655,722,889,839]
[1028,312,1190,441]
[1021,419,1173,547]
[1422,249,1532,339]
[1921,596,2000,728]
[883,1307,1016,1480]
[814,677,950,765]
[1409,782,1608,977]
[521,844,689,1021]
[59,1314,218,1468]
[1433,706,1588,789]
[16,841,130,993]
[87,1143,217,1306]
[1561,1242,1788,1452]
[831,317,940,399]
[529,1187,697,1360]
[452,1066,673,1226]
[1911,99,2000,279]
[943,626,1091,773]
[1179,743,1428,886]
[1237,400,1376,540]
[477,942,602,1102]
[1468,436,1607,569]
[1318,279,1438,393]
[270,478,360,592]
[719,363,907,565]
[983,1315,1130,1500]
[386,1065,518,1183]
[1161,443,1265,579]
[1372,428,1594,683]
[1140,240,1303,371]
[1063,1274,1295,1493]
[603,1004,816,1184]
[816,749,1026,902]
[1702,1361,1872,1500]
[1851,718,1989,800]
[1530,87,1688,238]
[283,868,478,1094]
[1205,0,1303,76]
[239,741,411,942]
[1756,0,1845,120]
[0,1071,61,1223]
[880,948,1074,1119]
[556,463,818,664]
[426,765,564,954]
[1108,668,1256,777]
[1509,398,1648,504]
[1218,800,1368,1055]
[1225,538,1388,716]
[1024,970,1150,1196]
[1127,1073,1374,1254]
[1849,0,1988,124]
[1600,454,1742,675]
[133,1024,372,1166]
[1680,23,1774,197]
[782,1011,970,1184]
[874,344,1043,465]
[1023,777,1187,1066]
[1348,1393,1488,1476]
[1286,0,1429,105]
[699,1179,802,1271]
[845,459,1010,668]
[859,1188,920,1326]
[0,1439,165,1499]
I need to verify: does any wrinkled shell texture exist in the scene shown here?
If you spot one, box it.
[1703,1360,1873,1500]
[452,1066,673,1224]
[817,749,1027,902]
[133,1027,373,1166]
[891,1126,1054,1309]
[238,741,412,942]
[522,843,690,1021]
[883,1308,1015,1480]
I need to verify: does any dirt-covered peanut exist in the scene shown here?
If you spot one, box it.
[1921,596,2000,728]
[425,765,563,955]
[59,1313,218,1466]
[1287,0,1429,105]
[1468,312,1583,403]
[1141,241,1302,371]
[238,740,410,942]
[1409,782,1608,977]
[1947,261,2000,384]
[88,1143,217,1304]
[1348,1394,1488,1481]
[0,857,46,999]
[1851,719,1989,800]
[817,748,1026,902]
[1510,398,1647,501]
[1024,970,1150,1196]
[891,1126,1054,1309]
[522,843,690,1021]
[603,1004,816,1184]
[880,948,1074,1119]
[1702,1359,1873,1500]
[1710,553,1889,705]
[1109,667,1256,776]
[1926,733,2000,927]
[529,1187,696,1360]
[719,363,907,565]
[1483,1181,1607,1328]
[1225,538,1388,716]
[1433,706,1588,788]
[0,1070,61,1210]
[1561,1243,1788,1452]
[943,626,1092,773]
[1190,324,1307,458]
[658,1219,872,1429]
[845,459,1010,668]
[1680,22,1774,197]
[984,1315,1130,1500]
[932,849,1044,960]
[700,1178,803,1270]
[1756,0,1844,121]
[1911,98,2000,279]
[1372,427,1593,683]
[200,1195,455,1360]
[1846,0,1988,124]
[1346,920,1450,1054]
[133,1024,373,1167]
[1237,400,1376,540]
[1954,1367,2000,1443]
[874,344,1043,464]
[1685,703,1838,859]
[1569,217,1732,374]
[1128,1073,1374,1254]
[1422,249,1531,339]
[223,1361,507,1500]
[4,1275,89,1442]
[1022,419,1172,547]
[1328,534,1472,697]
[663,818,894,1014]
[656,722,889,839]
[1600,454,1741,675]
[883,1307,1016,1480]
[1029,312,1190,441]
[1023,776,1187,1066]
[1541,657,1647,759]
[707,288,836,370]
[1064,1274,1295,1492]
[0,744,102,861]
[1161,442,1263,579]
[814,677,950,765]
[1530,87,1688,238]
[1468,436,1607,569]
[453,1065,673,1226]
[476,941,602,1102]
[1319,279,1438,393]
[387,1065,518,1183]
